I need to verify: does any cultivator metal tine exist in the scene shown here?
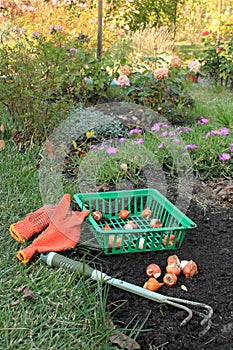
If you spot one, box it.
[164,299,193,325]
[164,296,213,336]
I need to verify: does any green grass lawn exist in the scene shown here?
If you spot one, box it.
[0,143,122,349]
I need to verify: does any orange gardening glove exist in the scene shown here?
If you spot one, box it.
[16,194,90,264]
[9,205,56,244]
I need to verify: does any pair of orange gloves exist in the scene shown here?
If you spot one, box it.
[9,194,90,264]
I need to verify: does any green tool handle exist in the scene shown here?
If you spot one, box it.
[40,252,94,277]
[40,252,167,303]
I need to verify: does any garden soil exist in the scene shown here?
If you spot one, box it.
[69,103,232,349]
[89,181,233,350]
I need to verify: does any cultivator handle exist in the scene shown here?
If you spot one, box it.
[40,252,94,277]
[40,252,167,303]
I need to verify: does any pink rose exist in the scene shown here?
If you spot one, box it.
[188,60,201,73]
[154,68,169,80]
[117,75,130,86]
[170,56,182,68]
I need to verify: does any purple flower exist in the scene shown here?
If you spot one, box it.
[70,47,78,53]
[54,25,62,31]
[219,152,231,161]
[128,128,141,135]
[134,138,144,145]
[12,27,19,34]
[176,126,191,135]
[106,147,117,154]
[173,138,180,144]
[220,127,229,136]
[206,128,229,137]
[118,138,125,143]
[211,130,221,135]
[199,117,209,124]
[97,145,104,150]
[161,131,168,137]
[49,25,62,34]
[158,143,164,149]
[230,144,233,153]
[151,123,161,132]
[184,144,199,150]
[32,32,40,38]
[183,127,191,132]
[88,145,96,149]
[168,131,176,137]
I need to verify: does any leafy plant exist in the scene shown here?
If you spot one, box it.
[199,36,233,88]
[0,26,113,141]
[121,66,194,124]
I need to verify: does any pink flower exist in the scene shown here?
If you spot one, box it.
[77,3,87,8]
[151,123,161,132]
[32,32,40,38]
[188,60,201,73]
[151,122,170,132]
[230,144,233,153]
[173,138,180,143]
[184,144,199,150]
[88,145,96,149]
[219,152,230,161]
[117,75,130,87]
[170,56,182,68]
[220,127,229,136]
[158,143,164,149]
[154,68,169,80]
[168,131,176,137]
[199,117,209,124]
[134,138,144,145]
[49,25,62,34]
[128,128,141,135]
[119,138,125,143]
[161,132,168,137]
[106,147,117,154]
[206,128,229,137]
[183,127,191,132]
[211,130,221,135]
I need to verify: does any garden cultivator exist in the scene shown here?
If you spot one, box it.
[40,252,213,337]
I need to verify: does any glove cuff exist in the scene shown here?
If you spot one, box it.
[16,245,37,264]
[9,219,38,244]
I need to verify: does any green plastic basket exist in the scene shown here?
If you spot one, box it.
[74,188,196,255]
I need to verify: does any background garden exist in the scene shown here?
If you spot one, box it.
[0,1,233,349]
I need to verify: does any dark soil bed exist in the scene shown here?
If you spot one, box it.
[66,103,232,349]
[78,182,232,350]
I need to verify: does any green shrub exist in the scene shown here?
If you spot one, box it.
[0,26,112,141]
[121,66,195,125]
[199,35,233,88]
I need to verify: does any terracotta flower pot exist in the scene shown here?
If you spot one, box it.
[187,73,199,83]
